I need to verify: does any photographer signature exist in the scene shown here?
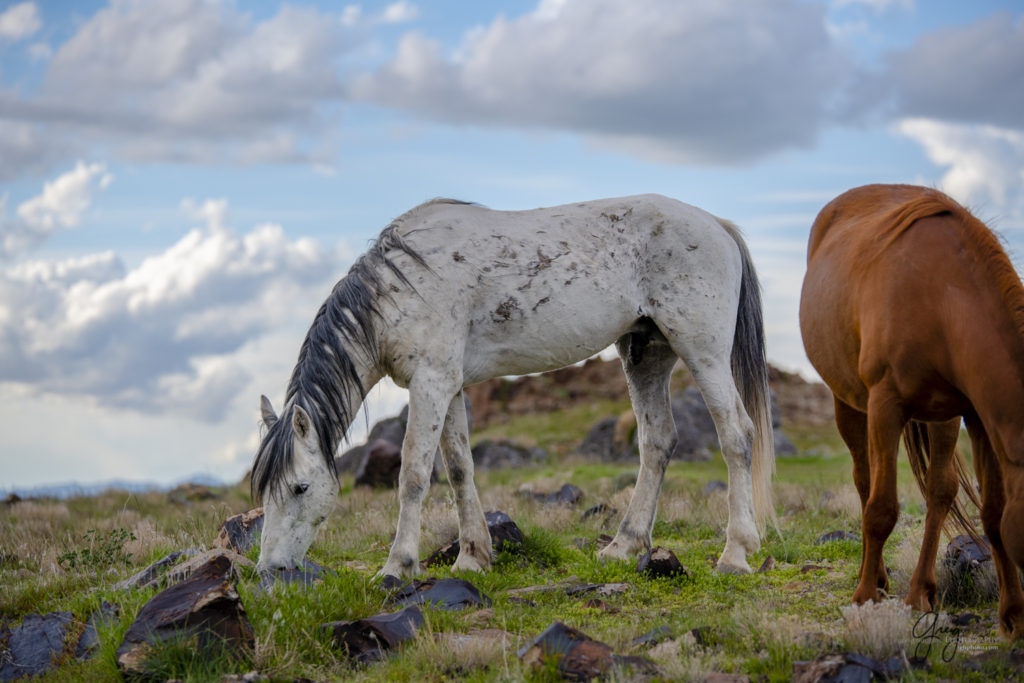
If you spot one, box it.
[912,611,961,662]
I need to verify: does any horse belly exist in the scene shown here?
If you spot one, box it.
[462,284,639,382]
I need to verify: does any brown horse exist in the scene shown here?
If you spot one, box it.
[800,184,1024,639]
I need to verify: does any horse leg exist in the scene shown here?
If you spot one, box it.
[599,336,678,560]
[906,418,960,611]
[833,398,884,589]
[438,391,491,572]
[852,386,904,604]
[690,358,761,574]
[378,369,457,580]
[966,417,1024,639]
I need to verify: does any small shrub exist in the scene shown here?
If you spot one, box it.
[57,528,137,572]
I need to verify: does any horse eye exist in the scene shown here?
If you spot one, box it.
[292,483,309,496]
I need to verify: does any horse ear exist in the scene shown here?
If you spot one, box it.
[292,404,313,442]
[260,395,278,428]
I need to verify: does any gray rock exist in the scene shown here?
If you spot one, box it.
[472,439,548,469]
[0,611,74,681]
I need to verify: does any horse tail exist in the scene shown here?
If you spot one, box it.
[720,218,777,534]
[903,420,982,540]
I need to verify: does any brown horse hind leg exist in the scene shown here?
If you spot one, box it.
[851,387,905,604]
[905,419,961,612]
[967,418,1024,639]
[833,399,887,591]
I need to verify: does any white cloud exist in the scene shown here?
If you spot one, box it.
[380,1,419,24]
[897,118,1024,224]
[1,161,111,258]
[0,2,40,41]
[353,0,850,164]
[0,0,359,176]
[832,0,913,12]
[0,185,350,421]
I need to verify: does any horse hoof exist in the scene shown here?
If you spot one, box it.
[452,553,490,573]
[716,561,752,575]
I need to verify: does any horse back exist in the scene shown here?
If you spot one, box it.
[802,184,1023,417]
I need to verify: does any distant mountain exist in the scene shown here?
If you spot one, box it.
[1,472,228,500]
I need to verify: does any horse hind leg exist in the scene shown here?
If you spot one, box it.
[834,399,888,592]
[438,391,491,573]
[852,386,904,604]
[598,330,678,561]
[905,418,960,612]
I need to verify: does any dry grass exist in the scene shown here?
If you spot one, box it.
[840,599,914,659]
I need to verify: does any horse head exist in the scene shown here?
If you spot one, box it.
[253,395,338,573]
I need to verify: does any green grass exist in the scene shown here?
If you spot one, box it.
[1,421,1018,682]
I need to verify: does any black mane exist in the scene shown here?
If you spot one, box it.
[250,206,449,503]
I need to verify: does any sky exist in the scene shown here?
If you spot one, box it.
[0,0,1022,490]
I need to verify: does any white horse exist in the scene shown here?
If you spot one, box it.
[253,194,775,579]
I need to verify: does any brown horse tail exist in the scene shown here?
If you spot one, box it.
[902,420,982,540]
[718,218,777,535]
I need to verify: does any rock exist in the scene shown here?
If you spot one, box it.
[946,534,991,570]
[423,510,525,567]
[691,626,717,647]
[581,503,617,523]
[637,547,688,579]
[0,611,75,681]
[336,416,407,474]
[162,549,254,587]
[630,626,673,648]
[757,556,776,573]
[793,652,906,683]
[322,606,423,663]
[168,482,217,504]
[701,480,728,496]
[213,508,264,554]
[471,439,548,469]
[518,621,658,680]
[774,429,798,456]
[815,530,859,545]
[354,439,403,488]
[940,534,998,605]
[565,582,630,598]
[670,387,720,461]
[115,553,254,677]
[387,578,491,611]
[577,416,634,461]
[530,483,584,507]
[74,601,119,660]
[257,558,332,592]
[113,548,203,591]
[2,493,21,506]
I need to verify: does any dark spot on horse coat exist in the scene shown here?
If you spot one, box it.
[532,297,550,311]
[452,251,465,262]
[492,297,521,322]
[687,244,698,251]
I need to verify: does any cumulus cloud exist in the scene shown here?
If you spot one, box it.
[896,118,1024,224]
[0,188,349,421]
[0,2,40,41]
[0,161,111,258]
[885,13,1024,130]
[352,0,850,163]
[0,0,360,178]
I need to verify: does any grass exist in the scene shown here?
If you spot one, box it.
[1,415,1019,682]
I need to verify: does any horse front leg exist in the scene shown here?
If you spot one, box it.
[439,391,491,572]
[967,416,1024,639]
[377,370,456,581]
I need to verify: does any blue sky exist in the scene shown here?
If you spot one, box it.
[1,0,1022,489]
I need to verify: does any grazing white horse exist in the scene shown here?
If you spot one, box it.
[252,194,775,579]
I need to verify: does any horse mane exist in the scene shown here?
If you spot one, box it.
[251,202,461,503]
